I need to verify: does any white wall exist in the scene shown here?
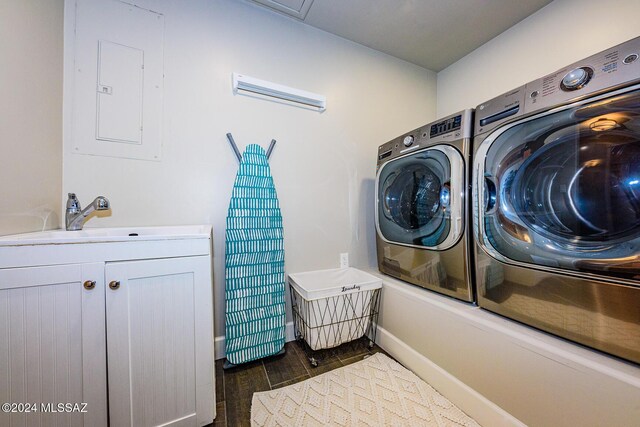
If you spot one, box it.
[63,0,437,336]
[437,0,640,117]
[0,0,63,236]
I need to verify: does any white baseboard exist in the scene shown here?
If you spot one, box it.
[214,321,296,360]
[376,325,525,427]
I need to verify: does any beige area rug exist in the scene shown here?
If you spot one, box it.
[251,353,481,426]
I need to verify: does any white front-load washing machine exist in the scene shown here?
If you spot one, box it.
[375,110,474,302]
[473,36,640,364]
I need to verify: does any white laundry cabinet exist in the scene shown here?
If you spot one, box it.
[0,226,215,427]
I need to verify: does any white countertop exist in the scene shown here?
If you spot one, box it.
[0,225,212,246]
[0,225,213,268]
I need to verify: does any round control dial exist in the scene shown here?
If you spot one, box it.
[560,67,593,91]
[403,135,414,147]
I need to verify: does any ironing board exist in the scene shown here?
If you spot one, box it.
[225,144,286,366]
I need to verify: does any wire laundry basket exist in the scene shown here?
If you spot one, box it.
[288,268,382,366]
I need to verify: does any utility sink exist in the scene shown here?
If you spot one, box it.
[0,225,212,246]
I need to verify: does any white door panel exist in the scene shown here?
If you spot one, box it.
[106,256,214,427]
[0,263,107,427]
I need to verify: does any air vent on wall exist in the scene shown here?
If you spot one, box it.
[232,73,326,111]
[250,0,314,20]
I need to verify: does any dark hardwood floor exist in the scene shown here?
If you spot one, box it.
[207,337,390,427]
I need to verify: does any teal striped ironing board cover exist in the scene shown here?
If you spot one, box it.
[225,144,286,365]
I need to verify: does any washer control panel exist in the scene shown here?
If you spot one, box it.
[377,109,473,167]
[430,115,462,138]
[524,36,640,112]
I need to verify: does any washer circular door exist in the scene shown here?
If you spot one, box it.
[474,86,640,279]
[376,145,464,250]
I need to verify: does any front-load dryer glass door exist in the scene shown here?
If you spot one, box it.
[475,87,640,280]
[377,145,464,250]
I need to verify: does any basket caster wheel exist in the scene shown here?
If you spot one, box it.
[368,340,374,349]
[309,357,318,367]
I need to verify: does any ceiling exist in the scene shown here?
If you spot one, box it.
[248,0,553,71]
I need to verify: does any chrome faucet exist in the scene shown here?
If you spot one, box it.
[65,193,111,231]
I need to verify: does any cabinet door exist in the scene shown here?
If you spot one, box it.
[0,263,108,427]
[106,256,214,427]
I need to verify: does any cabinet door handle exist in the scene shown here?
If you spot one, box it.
[83,280,96,290]
[109,280,121,290]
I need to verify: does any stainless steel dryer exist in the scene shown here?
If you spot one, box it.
[473,36,640,364]
[376,110,474,302]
